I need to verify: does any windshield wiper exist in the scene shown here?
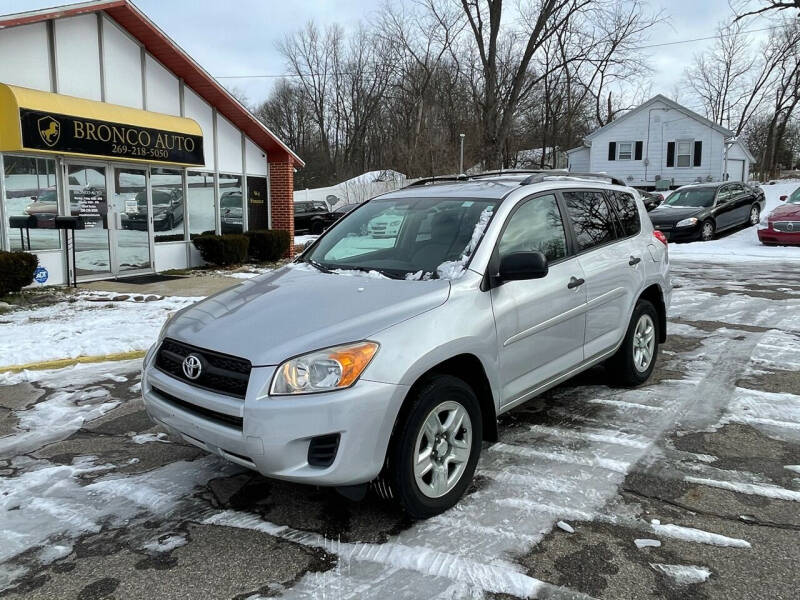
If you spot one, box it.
[304,258,332,273]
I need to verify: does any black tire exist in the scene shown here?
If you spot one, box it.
[607,299,660,387]
[380,375,482,519]
[700,219,715,241]
[310,220,324,235]
[166,215,175,231]
[747,204,760,227]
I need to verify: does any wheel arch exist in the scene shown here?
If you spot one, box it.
[392,354,499,446]
[638,283,667,343]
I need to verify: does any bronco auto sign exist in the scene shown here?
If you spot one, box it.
[19,108,205,166]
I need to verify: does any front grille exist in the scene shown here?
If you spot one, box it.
[155,338,251,398]
[773,221,798,232]
[307,434,340,467]
[152,385,243,430]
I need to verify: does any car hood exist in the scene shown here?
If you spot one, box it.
[770,203,800,220]
[648,205,705,223]
[165,265,451,366]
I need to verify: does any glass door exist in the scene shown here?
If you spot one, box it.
[68,162,111,278]
[112,166,152,273]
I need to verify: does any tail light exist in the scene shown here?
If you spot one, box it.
[653,230,668,245]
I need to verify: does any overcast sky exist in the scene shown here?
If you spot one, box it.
[0,0,775,111]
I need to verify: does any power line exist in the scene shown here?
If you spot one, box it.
[214,25,778,79]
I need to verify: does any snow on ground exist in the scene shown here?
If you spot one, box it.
[650,564,712,585]
[293,234,319,246]
[0,293,199,368]
[667,180,800,262]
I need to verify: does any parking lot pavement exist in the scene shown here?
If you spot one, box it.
[2,258,800,599]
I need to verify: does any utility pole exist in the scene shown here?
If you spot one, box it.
[459,133,465,175]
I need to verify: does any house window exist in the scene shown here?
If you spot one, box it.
[618,142,633,160]
[676,141,693,167]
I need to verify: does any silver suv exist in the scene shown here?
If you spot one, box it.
[142,172,671,518]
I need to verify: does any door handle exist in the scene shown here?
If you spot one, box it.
[567,276,585,289]
[628,256,641,266]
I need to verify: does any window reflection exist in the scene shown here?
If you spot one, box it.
[151,168,185,242]
[3,156,61,251]
[498,194,567,262]
[610,192,641,237]
[564,191,620,251]
[219,174,243,234]
[187,171,215,237]
[247,176,268,230]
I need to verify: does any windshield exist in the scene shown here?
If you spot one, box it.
[221,194,241,209]
[137,190,174,207]
[789,188,800,204]
[303,197,498,279]
[664,188,715,208]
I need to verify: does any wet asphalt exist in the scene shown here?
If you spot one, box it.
[1,258,800,600]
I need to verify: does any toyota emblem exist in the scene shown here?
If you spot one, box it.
[788,222,794,231]
[182,354,203,380]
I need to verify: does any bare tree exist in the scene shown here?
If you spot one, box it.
[733,0,800,21]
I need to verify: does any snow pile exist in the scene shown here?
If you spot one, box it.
[0,387,120,456]
[634,538,661,548]
[556,521,574,533]
[669,180,800,263]
[650,520,751,548]
[0,292,199,368]
[651,563,711,585]
[130,432,169,445]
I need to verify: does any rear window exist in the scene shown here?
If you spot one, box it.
[609,191,641,237]
[563,190,620,251]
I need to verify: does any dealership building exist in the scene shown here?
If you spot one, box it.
[0,0,301,286]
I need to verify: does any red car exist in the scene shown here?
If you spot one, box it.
[758,187,800,246]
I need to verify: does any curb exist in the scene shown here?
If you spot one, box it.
[0,350,147,374]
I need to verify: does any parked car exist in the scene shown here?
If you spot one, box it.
[295,201,337,234]
[757,186,800,246]
[332,202,362,219]
[122,188,183,231]
[24,183,104,228]
[220,191,244,233]
[638,190,664,212]
[647,181,764,242]
[142,173,670,518]
[367,207,406,237]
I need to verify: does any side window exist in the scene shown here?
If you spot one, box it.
[498,194,568,263]
[564,191,620,252]
[716,187,731,203]
[730,184,744,196]
[610,191,641,237]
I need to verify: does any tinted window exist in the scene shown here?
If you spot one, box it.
[665,188,716,208]
[564,191,619,251]
[498,194,567,263]
[610,191,641,237]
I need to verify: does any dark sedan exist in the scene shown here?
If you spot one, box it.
[648,182,764,242]
[122,188,183,232]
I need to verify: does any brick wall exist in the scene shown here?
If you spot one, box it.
[269,160,295,253]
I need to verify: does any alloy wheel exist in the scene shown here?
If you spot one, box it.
[750,207,759,225]
[701,221,714,241]
[632,314,656,373]
[413,400,472,499]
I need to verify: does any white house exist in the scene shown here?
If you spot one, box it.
[567,95,755,188]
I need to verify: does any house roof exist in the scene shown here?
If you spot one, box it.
[584,94,734,142]
[0,0,303,167]
[566,145,589,155]
[729,139,756,163]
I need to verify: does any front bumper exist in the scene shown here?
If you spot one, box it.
[757,228,800,246]
[141,344,408,486]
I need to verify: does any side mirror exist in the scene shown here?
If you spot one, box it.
[497,251,549,283]
[780,195,787,202]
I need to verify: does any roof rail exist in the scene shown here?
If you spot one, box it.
[520,172,629,187]
[404,175,468,188]
[469,169,565,178]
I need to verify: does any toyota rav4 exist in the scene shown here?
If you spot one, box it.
[142,172,671,518]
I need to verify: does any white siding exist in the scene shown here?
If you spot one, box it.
[0,22,51,91]
[587,99,726,187]
[183,87,215,170]
[216,113,242,173]
[55,15,102,100]
[102,15,143,108]
[144,54,180,115]
[245,137,268,175]
[567,148,590,172]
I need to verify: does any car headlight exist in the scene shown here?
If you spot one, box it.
[757,214,770,229]
[269,341,379,395]
[676,217,698,227]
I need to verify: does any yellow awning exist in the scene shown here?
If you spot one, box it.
[0,83,205,167]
